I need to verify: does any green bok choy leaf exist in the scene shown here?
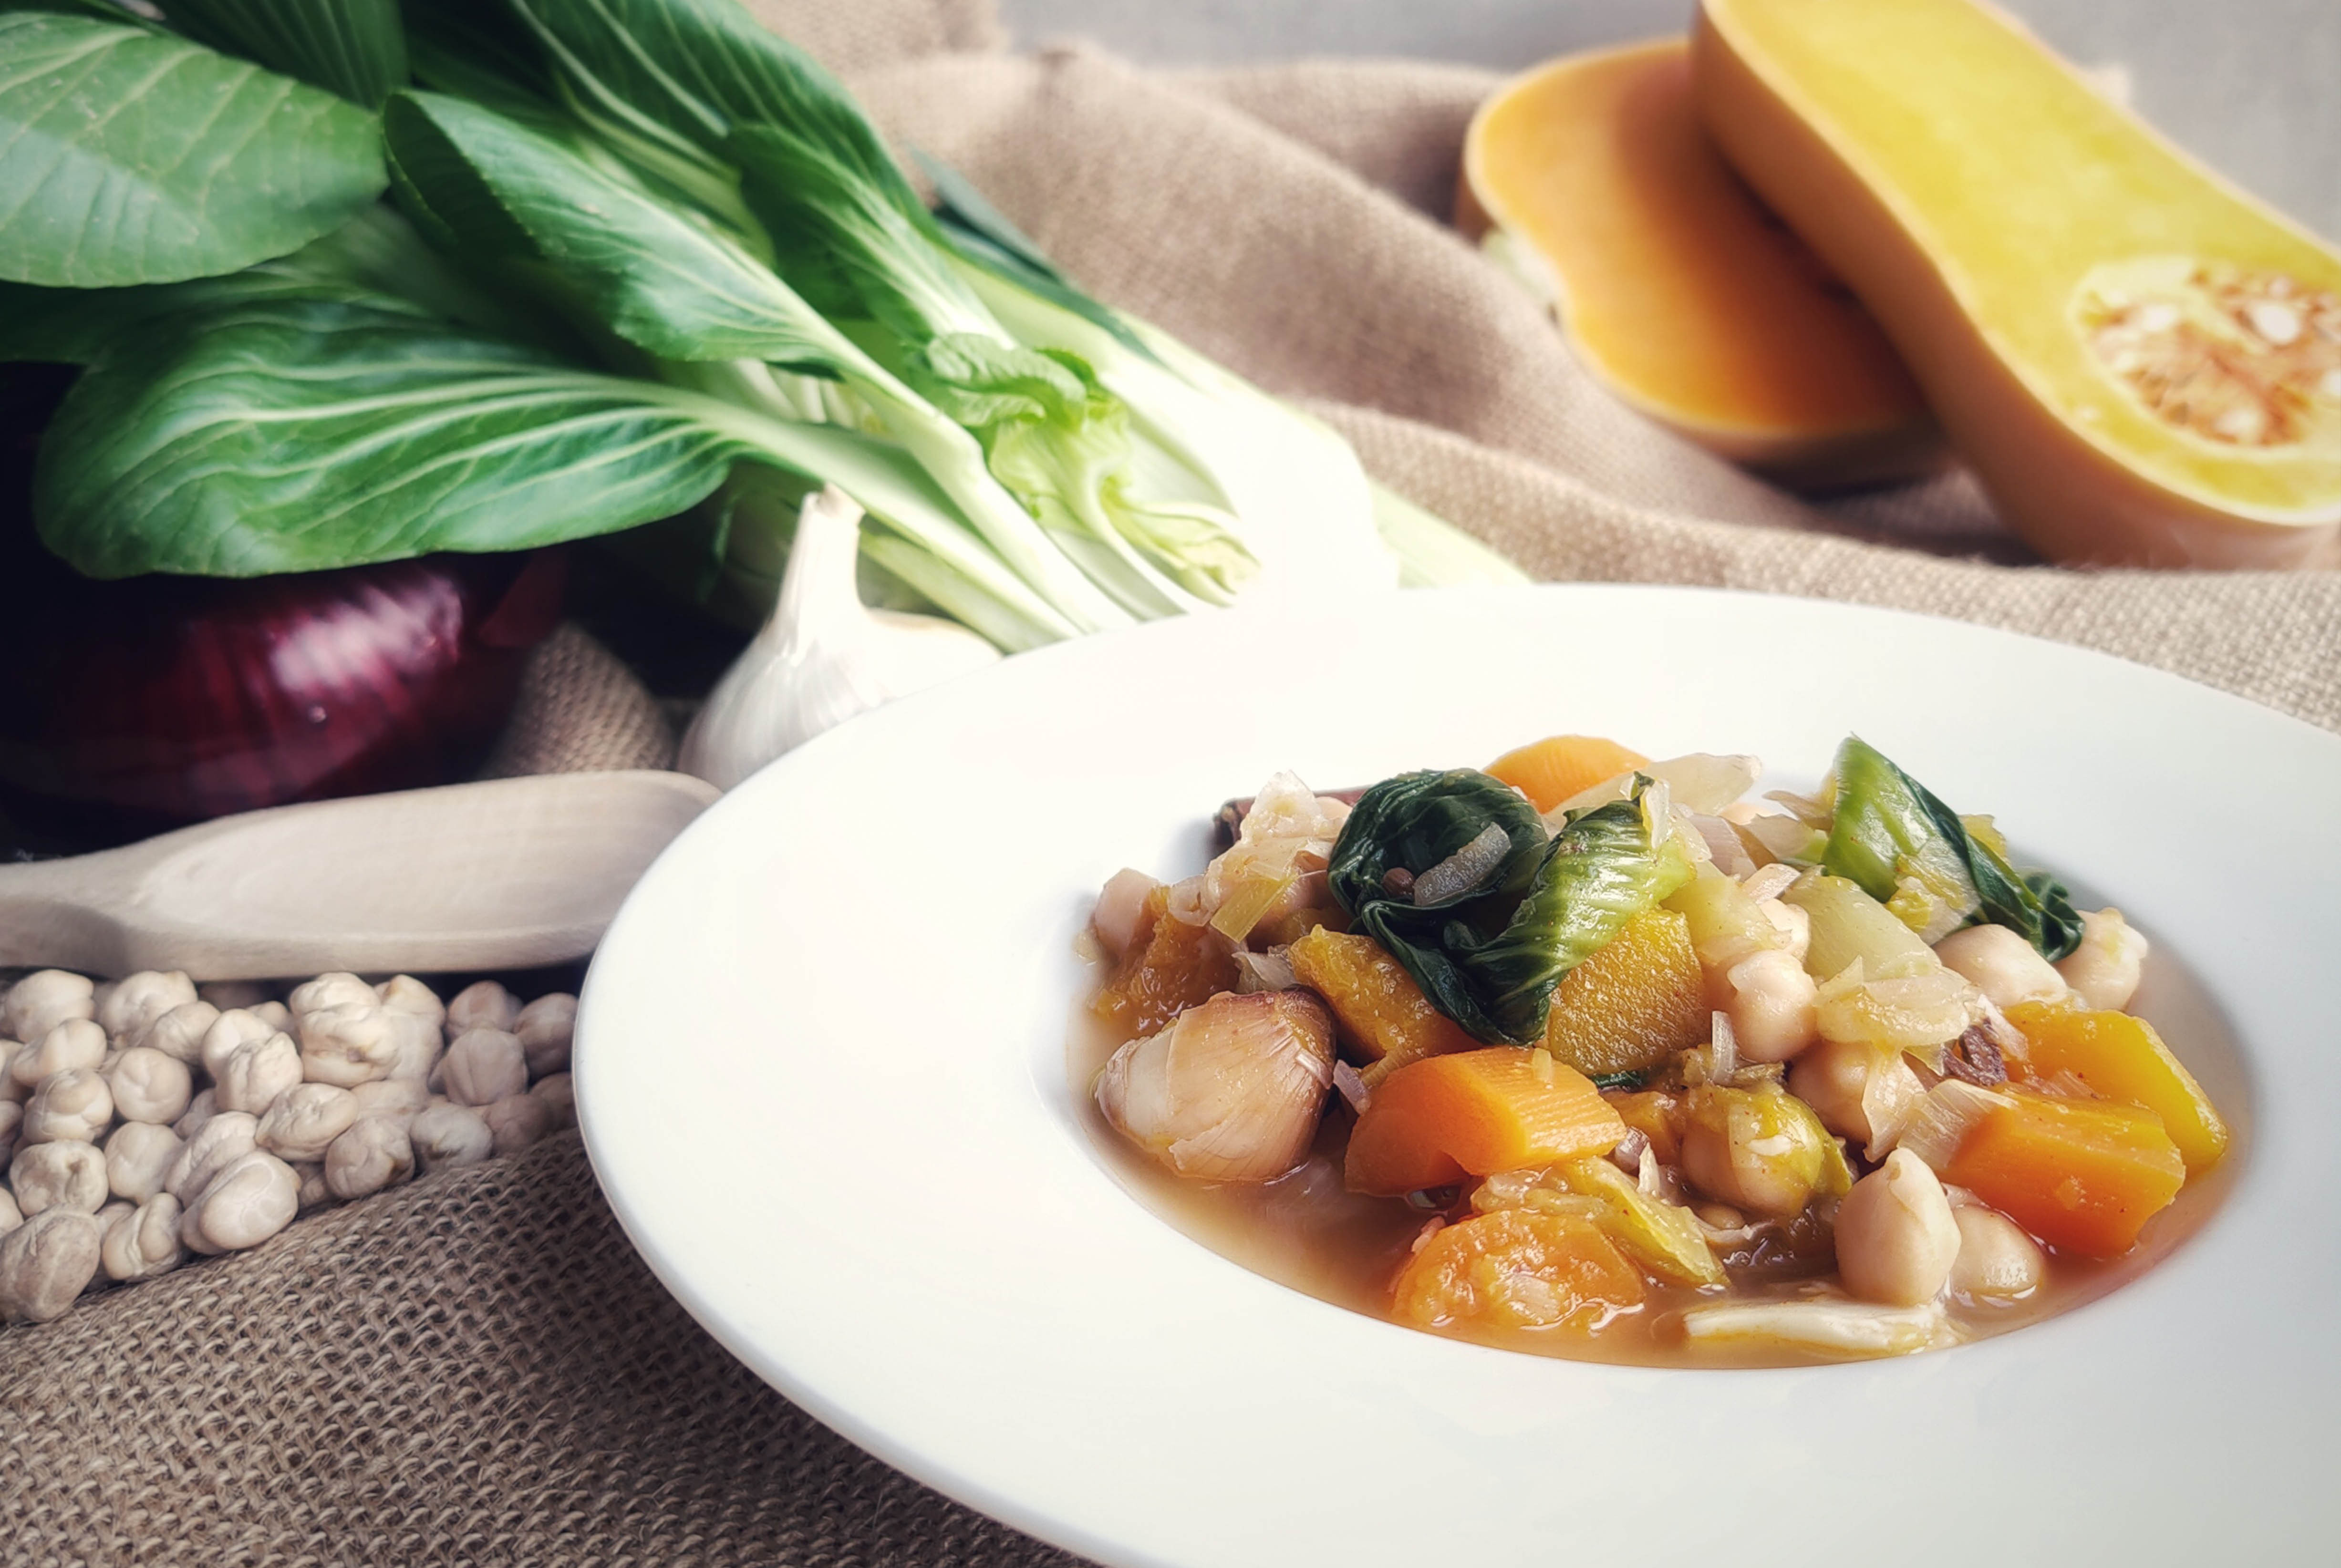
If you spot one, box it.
[1330,772,1694,1045]
[0,11,385,289]
[11,0,1519,658]
[1822,736,2084,960]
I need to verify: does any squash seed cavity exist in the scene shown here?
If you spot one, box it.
[2073,257,2341,456]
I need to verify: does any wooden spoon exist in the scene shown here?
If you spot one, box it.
[0,771,718,980]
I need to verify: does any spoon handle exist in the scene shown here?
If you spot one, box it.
[0,855,129,972]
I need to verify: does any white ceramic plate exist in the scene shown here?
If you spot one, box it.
[578,586,2341,1567]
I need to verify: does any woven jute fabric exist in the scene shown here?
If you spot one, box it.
[483,625,678,780]
[0,1134,1081,1568]
[10,1,2341,1564]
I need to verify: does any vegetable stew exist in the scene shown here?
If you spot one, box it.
[1075,736,2236,1366]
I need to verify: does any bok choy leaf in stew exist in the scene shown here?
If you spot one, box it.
[1328,771,1695,1045]
[1081,732,2227,1367]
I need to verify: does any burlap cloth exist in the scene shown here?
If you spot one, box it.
[8,2,2338,1563]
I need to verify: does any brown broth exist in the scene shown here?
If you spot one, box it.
[1067,947,2245,1369]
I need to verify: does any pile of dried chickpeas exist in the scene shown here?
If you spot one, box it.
[0,968,576,1324]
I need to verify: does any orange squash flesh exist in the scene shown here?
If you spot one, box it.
[1695,0,2341,567]
[1483,733,1649,814]
[1942,1088,2186,1259]
[1458,39,1939,489]
[1605,1088,1686,1166]
[2004,1001,2229,1176]
[1392,1208,1646,1331]
[1541,907,1709,1076]
[1090,886,1240,1039]
[1286,927,1477,1087]
[1345,1048,1627,1196]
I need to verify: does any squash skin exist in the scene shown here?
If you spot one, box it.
[1457,40,1940,491]
[1693,0,2341,568]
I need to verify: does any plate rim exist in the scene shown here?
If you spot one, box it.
[578,582,2341,1567]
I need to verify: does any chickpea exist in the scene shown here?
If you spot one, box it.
[1789,1037,1924,1159]
[95,970,196,1043]
[1835,1149,1962,1307]
[1934,924,2068,1009]
[1949,1205,2045,1298]
[2055,909,2149,1011]
[1723,949,1820,1063]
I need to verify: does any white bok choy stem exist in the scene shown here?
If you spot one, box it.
[677,485,1002,790]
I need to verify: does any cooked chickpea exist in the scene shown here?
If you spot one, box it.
[2055,908,2149,1011]
[1949,1205,2046,1298]
[1788,1037,1924,1159]
[1723,949,1820,1063]
[1835,1149,1962,1306]
[1934,924,2068,1009]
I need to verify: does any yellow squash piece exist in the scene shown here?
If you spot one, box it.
[1541,907,1709,1075]
[1286,927,1478,1087]
[1459,40,1938,489]
[2004,1001,2230,1175]
[1694,0,2341,567]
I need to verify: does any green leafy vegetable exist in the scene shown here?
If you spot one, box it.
[8,0,1517,666]
[1330,772,1694,1045]
[32,297,743,576]
[0,12,387,288]
[163,0,410,107]
[383,89,1130,637]
[1821,736,2084,960]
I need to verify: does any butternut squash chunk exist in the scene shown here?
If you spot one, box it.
[1345,1048,1626,1196]
[1942,1088,2186,1258]
[1091,886,1240,1039]
[1286,927,1476,1086]
[2004,1001,2229,1175]
[1604,1088,1686,1166]
[1393,1207,1646,1331]
[1695,0,2341,567]
[1483,733,1649,815]
[1540,907,1709,1075]
[1458,40,1938,489]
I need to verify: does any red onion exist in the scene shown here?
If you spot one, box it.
[0,543,566,846]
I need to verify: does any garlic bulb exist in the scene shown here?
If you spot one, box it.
[1096,990,1335,1182]
[679,485,1003,790]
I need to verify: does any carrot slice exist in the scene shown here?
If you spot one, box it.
[1345,1048,1626,1195]
[2004,1001,2229,1175]
[1484,734,1650,813]
[1942,1088,2186,1259]
[1393,1208,1646,1331]
[1287,927,1477,1085]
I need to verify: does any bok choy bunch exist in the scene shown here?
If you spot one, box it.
[0,0,1519,654]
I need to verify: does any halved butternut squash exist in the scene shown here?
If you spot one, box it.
[1695,0,2341,567]
[1458,39,1939,489]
